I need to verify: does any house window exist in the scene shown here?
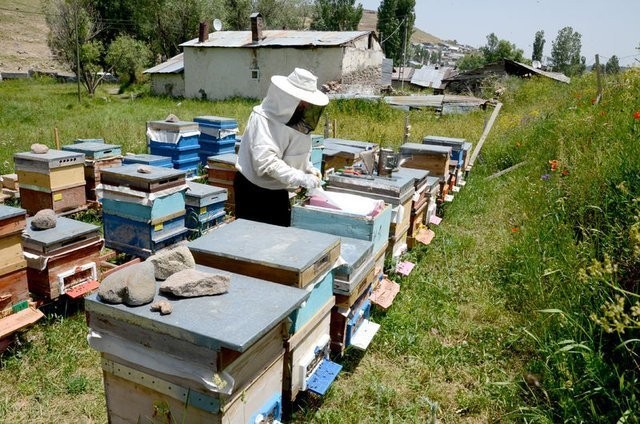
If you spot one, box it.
[251,68,260,79]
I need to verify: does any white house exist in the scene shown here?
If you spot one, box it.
[175,14,384,101]
[144,53,185,97]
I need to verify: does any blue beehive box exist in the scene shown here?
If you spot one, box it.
[185,181,227,230]
[74,138,104,144]
[195,116,239,166]
[289,270,334,333]
[103,213,187,258]
[173,156,201,178]
[101,190,185,223]
[122,154,173,168]
[148,142,200,161]
[147,120,200,148]
[291,199,392,256]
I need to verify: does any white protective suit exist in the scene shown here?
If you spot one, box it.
[236,82,318,190]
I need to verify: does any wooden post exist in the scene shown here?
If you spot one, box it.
[594,54,603,104]
[403,114,410,144]
[323,114,330,139]
[332,119,337,138]
[467,102,502,171]
[54,128,60,149]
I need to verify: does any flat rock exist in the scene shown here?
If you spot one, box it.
[31,209,57,230]
[159,268,230,298]
[98,261,156,306]
[148,245,195,280]
[137,165,152,174]
[31,143,49,154]
[150,300,173,315]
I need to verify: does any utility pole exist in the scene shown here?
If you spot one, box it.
[75,8,81,102]
[400,16,407,90]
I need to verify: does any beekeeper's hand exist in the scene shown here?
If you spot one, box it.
[309,168,323,179]
[299,174,321,189]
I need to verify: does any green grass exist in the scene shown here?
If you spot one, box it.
[1,71,639,422]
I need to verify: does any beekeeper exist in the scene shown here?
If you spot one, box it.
[235,67,328,227]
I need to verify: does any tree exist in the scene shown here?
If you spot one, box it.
[550,26,584,76]
[456,51,485,71]
[377,0,415,66]
[480,33,525,64]
[311,0,363,31]
[44,0,106,95]
[532,30,545,62]
[105,35,153,84]
[605,55,620,74]
[225,0,253,30]
[258,0,311,30]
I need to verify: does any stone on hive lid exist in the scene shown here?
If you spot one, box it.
[159,268,230,297]
[165,113,179,122]
[31,209,57,230]
[31,143,49,154]
[98,261,156,306]
[137,165,152,174]
[148,245,195,280]
[150,300,173,315]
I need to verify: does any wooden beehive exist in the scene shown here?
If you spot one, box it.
[22,216,103,300]
[62,141,123,201]
[400,142,452,179]
[0,205,28,317]
[206,153,237,213]
[331,236,379,355]
[85,264,308,424]
[321,137,378,173]
[14,149,87,214]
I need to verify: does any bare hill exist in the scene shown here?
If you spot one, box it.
[0,0,63,73]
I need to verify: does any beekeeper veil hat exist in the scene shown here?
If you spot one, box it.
[271,68,329,106]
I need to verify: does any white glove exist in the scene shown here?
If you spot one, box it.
[300,173,321,189]
[309,167,322,179]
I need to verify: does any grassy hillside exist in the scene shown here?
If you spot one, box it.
[360,9,443,45]
[1,68,640,423]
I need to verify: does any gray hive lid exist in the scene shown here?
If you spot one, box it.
[0,204,26,221]
[326,170,416,200]
[186,181,226,199]
[62,141,121,158]
[207,153,237,166]
[147,120,199,132]
[14,149,85,171]
[334,236,374,278]
[188,219,341,275]
[23,216,100,247]
[400,142,451,155]
[100,164,186,191]
[422,135,467,149]
[84,264,309,352]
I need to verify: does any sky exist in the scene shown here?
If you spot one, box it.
[358,0,640,66]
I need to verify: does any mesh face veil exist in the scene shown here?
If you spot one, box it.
[286,101,325,135]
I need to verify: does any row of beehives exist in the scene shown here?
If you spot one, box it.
[0,126,471,422]
[80,133,473,422]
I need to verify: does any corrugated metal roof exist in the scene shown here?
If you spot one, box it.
[507,60,571,83]
[180,30,372,48]
[391,66,414,81]
[410,66,455,89]
[144,53,184,74]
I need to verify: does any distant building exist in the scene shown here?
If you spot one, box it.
[146,14,385,100]
[144,53,185,97]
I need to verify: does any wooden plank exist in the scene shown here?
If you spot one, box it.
[0,307,44,339]
[0,213,26,238]
[370,277,400,310]
[467,102,502,170]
